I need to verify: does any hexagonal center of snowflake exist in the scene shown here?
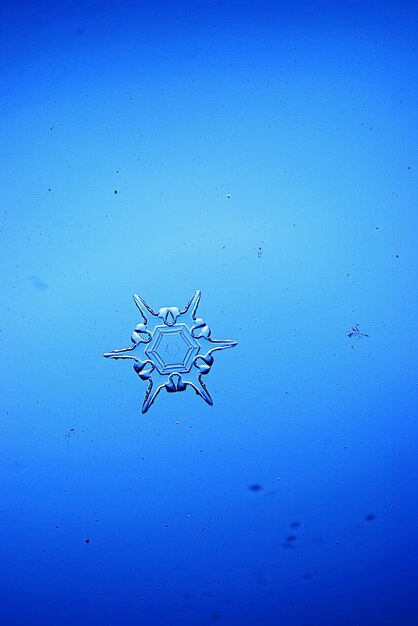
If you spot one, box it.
[145,324,200,375]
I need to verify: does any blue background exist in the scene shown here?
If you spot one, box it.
[1,1,417,624]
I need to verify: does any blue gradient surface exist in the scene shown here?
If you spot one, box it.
[1,1,417,624]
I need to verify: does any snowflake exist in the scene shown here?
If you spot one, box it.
[104,291,237,413]
[347,324,369,339]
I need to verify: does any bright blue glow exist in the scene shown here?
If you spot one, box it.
[1,0,418,624]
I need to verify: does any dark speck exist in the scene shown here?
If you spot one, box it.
[290,521,300,529]
[347,324,369,339]
[114,190,118,194]
[286,535,297,542]
[85,538,90,544]
[365,514,375,522]
[28,275,48,290]
[249,484,262,491]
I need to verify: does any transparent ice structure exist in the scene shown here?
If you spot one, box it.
[104,291,237,413]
